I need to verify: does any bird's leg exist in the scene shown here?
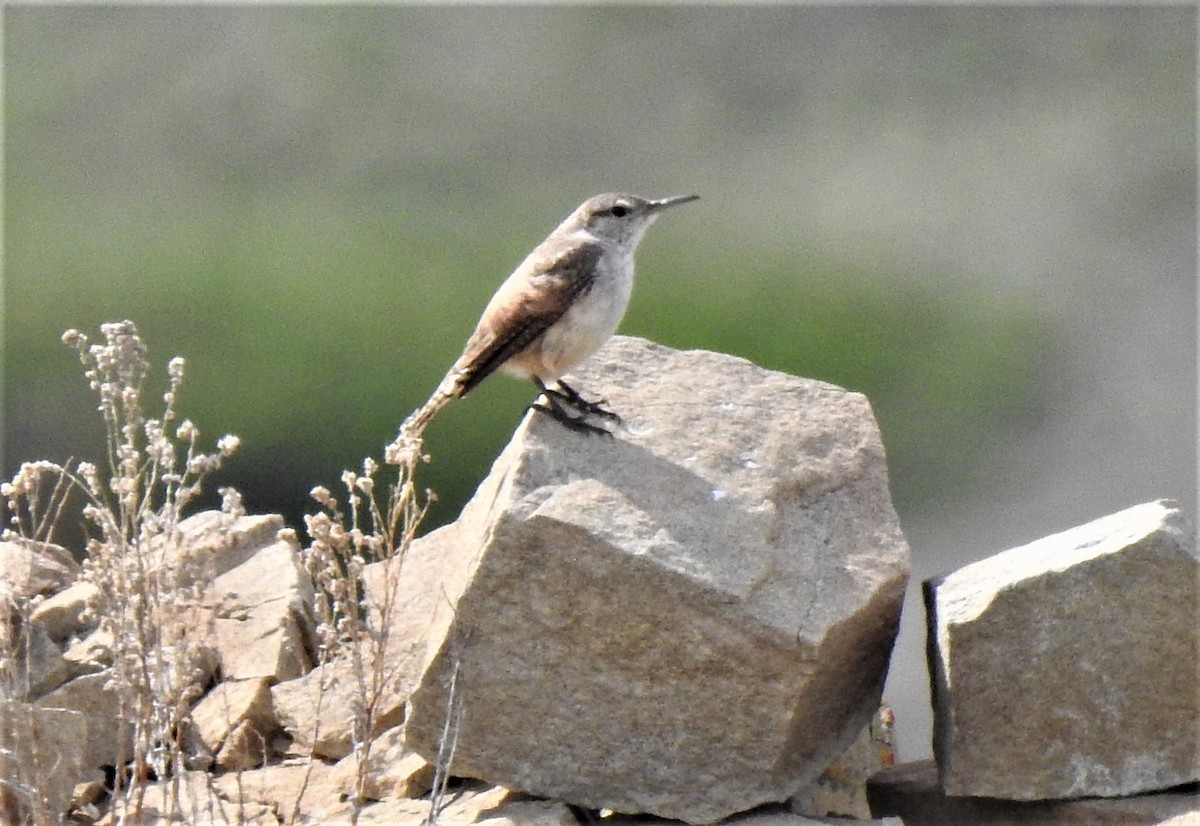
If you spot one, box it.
[546,379,622,422]
[531,378,615,435]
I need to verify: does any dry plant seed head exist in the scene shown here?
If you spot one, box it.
[389,192,698,456]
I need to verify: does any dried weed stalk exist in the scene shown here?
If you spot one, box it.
[1,321,241,824]
[295,425,433,824]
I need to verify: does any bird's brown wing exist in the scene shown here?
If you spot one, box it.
[453,240,603,397]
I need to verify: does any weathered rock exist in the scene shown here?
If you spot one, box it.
[0,703,89,821]
[329,726,433,801]
[401,336,910,823]
[30,580,100,642]
[926,499,1199,800]
[183,677,278,771]
[791,705,896,820]
[62,625,115,670]
[7,617,75,699]
[171,511,288,582]
[0,538,78,599]
[211,758,341,823]
[207,535,315,682]
[271,653,406,761]
[867,759,1200,825]
[35,670,130,775]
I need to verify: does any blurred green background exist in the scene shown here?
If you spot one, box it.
[4,6,1195,759]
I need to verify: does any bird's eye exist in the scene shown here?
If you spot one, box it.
[610,204,629,218]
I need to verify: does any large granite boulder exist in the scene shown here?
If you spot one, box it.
[396,336,910,823]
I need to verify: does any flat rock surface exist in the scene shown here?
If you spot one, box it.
[925,499,1199,800]
[400,336,910,823]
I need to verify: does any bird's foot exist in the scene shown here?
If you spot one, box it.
[545,379,622,423]
[529,401,614,436]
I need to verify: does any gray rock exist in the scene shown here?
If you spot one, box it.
[34,670,129,777]
[867,759,1200,825]
[925,499,1199,800]
[0,703,88,821]
[401,336,910,823]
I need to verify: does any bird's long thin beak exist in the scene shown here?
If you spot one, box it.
[649,194,700,212]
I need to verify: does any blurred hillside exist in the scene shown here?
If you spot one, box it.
[4,6,1195,759]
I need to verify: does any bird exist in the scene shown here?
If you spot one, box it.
[397,192,698,443]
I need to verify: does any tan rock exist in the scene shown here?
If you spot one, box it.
[329,726,433,801]
[211,758,341,823]
[926,500,1199,799]
[30,580,100,642]
[62,626,114,670]
[401,336,910,824]
[183,677,278,771]
[305,782,514,826]
[207,536,315,682]
[271,651,405,762]
[0,538,78,599]
[170,511,287,581]
[98,769,275,825]
[70,770,107,809]
[867,759,1200,825]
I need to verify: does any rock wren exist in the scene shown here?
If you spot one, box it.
[401,192,698,438]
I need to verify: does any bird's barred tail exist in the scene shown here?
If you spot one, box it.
[385,373,461,464]
[401,389,453,436]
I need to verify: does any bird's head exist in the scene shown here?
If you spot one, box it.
[566,192,699,249]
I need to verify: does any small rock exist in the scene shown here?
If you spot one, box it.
[62,626,114,670]
[926,499,1199,799]
[791,705,896,819]
[271,654,405,762]
[171,511,287,582]
[183,677,278,771]
[868,759,1200,825]
[0,538,78,600]
[401,336,910,823]
[30,580,100,642]
[70,770,107,809]
[330,727,433,801]
[207,536,315,682]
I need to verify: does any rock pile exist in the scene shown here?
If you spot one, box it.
[1,337,910,825]
[869,499,1200,824]
[8,335,1194,826]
